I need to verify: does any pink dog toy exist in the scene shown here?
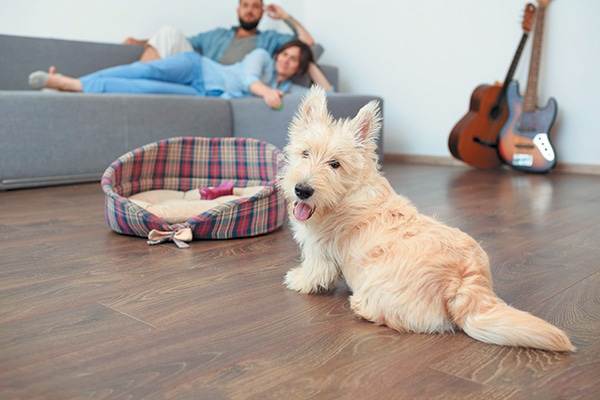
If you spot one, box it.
[199,181,234,200]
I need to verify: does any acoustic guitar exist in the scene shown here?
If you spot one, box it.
[498,0,557,173]
[448,3,536,169]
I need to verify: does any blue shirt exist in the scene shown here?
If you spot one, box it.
[200,48,307,99]
[79,49,309,98]
[187,27,295,62]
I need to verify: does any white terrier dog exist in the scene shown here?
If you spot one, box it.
[278,86,574,352]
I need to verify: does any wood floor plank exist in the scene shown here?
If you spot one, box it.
[149,323,474,399]
[488,244,600,312]
[1,163,599,399]
[0,302,152,372]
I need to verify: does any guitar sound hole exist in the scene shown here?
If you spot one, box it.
[489,105,503,120]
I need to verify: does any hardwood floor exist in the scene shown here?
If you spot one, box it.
[1,162,599,399]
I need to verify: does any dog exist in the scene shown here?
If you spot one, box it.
[277,86,574,352]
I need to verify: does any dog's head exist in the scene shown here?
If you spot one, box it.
[278,85,382,222]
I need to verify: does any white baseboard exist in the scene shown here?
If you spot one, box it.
[383,153,600,176]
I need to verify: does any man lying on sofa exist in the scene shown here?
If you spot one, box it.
[123,0,315,65]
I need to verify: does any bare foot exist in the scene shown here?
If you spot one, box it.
[43,66,60,89]
[45,67,83,92]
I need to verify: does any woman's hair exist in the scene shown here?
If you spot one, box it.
[275,39,314,76]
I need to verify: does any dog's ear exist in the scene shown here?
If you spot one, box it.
[350,100,382,146]
[297,85,329,125]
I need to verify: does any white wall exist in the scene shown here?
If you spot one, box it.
[2,0,598,167]
[0,0,237,42]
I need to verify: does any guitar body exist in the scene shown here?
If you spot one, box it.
[498,81,557,173]
[448,3,536,170]
[448,84,507,169]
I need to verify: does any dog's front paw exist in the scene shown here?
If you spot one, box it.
[284,267,315,294]
[284,267,334,294]
[284,267,308,292]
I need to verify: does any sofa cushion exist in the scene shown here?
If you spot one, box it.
[0,91,233,190]
[128,186,265,224]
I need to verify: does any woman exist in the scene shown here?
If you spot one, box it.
[28,39,331,109]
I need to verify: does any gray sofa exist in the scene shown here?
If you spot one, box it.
[0,34,383,190]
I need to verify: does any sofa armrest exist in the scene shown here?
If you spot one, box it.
[291,64,338,90]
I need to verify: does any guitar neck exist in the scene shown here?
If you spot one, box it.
[496,31,530,105]
[523,2,547,113]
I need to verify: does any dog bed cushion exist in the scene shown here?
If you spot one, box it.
[101,137,285,244]
[128,186,265,224]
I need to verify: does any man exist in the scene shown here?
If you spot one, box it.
[124,0,315,65]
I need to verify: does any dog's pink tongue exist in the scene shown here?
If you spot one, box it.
[294,202,313,221]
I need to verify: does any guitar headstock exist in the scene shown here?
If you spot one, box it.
[522,3,537,33]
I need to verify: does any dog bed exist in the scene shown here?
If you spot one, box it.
[101,137,286,247]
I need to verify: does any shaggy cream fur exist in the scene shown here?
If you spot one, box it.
[278,86,574,352]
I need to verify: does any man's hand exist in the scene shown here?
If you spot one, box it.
[264,4,315,46]
[264,4,289,20]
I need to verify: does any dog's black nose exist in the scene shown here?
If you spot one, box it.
[295,184,314,200]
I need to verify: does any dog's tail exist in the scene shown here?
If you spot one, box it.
[448,283,575,352]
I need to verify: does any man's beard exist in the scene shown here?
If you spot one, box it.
[239,17,260,31]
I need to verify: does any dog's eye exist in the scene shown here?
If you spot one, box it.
[302,150,309,158]
[329,160,340,169]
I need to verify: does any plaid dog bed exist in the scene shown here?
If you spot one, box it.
[101,137,286,242]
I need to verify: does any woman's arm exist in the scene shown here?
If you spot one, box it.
[307,63,332,91]
[241,49,283,108]
[249,81,284,109]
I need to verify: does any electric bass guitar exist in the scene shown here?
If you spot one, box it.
[498,0,557,173]
[448,3,536,169]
